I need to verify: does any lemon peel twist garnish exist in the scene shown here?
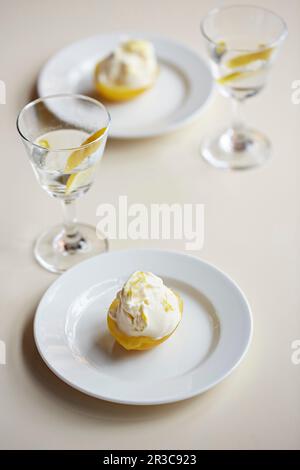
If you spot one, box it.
[215,40,226,58]
[64,127,106,173]
[65,166,96,195]
[216,70,257,85]
[226,47,274,69]
[64,128,106,195]
[38,139,50,149]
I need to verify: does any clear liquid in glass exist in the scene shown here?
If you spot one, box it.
[31,129,104,199]
[208,37,277,100]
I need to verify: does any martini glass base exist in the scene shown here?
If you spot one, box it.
[201,127,271,170]
[34,224,108,273]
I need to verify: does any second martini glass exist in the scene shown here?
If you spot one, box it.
[200,5,287,169]
[17,94,111,273]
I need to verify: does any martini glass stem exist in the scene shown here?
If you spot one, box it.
[224,98,249,153]
[232,98,245,132]
[61,200,82,250]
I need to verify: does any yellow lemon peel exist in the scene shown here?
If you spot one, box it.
[226,48,274,69]
[64,128,106,194]
[162,298,174,312]
[65,166,95,195]
[141,311,148,326]
[38,139,50,149]
[217,70,257,85]
[64,127,106,173]
[123,40,149,55]
[215,40,226,57]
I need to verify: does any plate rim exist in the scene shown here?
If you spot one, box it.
[34,248,253,405]
[37,31,214,139]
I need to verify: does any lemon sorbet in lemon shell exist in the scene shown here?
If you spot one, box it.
[107,271,183,351]
[94,40,158,102]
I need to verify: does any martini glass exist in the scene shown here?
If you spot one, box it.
[200,5,287,169]
[17,94,110,273]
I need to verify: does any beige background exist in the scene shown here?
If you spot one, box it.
[0,0,299,449]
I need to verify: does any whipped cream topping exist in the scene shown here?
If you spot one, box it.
[97,40,158,88]
[109,271,181,339]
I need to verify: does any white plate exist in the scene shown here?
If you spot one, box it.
[34,250,252,405]
[37,33,213,138]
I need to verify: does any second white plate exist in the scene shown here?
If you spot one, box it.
[34,249,252,405]
[37,33,213,138]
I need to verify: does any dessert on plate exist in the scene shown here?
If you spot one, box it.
[107,271,183,350]
[94,39,158,102]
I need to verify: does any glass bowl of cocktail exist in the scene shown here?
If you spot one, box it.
[17,94,110,273]
[200,5,287,169]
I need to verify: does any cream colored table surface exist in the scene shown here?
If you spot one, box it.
[0,0,299,450]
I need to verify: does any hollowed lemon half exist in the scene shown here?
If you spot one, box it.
[107,295,183,351]
[94,61,154,102]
